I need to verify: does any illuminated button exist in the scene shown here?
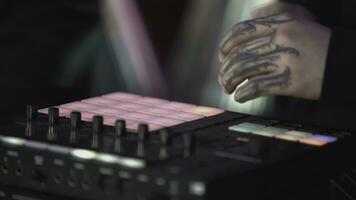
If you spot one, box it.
[96,153,120,164]
[229,123,265,134]
[148,117,184,127]
[92,107,128,116]
[142,107,177,115]
[1,136,26,146]
[110,103,148,112]
[125,112,156,121]
[185,106,224,117]
[312,134,337,143]
[228,125,254,133]
[82,97,119,106]
[134,97,169,106]
[252,127,288,137]
[119,157,146,169]
[170,112,205,121]
[48,145,71,155]
[61,102,98,111]
[71,149,97,160]
[285,130,313,139]
[159,102,197,110]
[238,122,266,129]
[299,138,327,146]
[102,92,142,101]
[276,134,299,142]
[189,182,206,196]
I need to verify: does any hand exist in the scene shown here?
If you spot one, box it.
[251,1,316,21]
[218,11,331,103]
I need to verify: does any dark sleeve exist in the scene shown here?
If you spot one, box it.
[320,27,356,105]
[281,0,341,27]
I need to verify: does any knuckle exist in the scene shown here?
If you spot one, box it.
[276,28,293,42]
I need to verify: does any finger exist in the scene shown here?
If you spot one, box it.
[218,13,294,61]
[221,57,279,94]
[234,67,291,103]
[220,30,277,74]
[218,22,271,62]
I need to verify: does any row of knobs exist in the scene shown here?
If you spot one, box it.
[25,106,196,157]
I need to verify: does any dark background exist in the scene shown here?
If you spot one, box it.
[0,0,188,117]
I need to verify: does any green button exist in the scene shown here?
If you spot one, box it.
[228,125,253,133]
[252,127,288,137]
[238,122,266,129]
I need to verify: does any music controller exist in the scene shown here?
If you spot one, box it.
[0,92,354,200]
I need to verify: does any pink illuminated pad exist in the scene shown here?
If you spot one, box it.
[140,107,177,115]
[92,107,128,116]
[133,97,169,106]
[60,102,99,111]
[185,106,225,117]
[82,97,119,106]
[170,112,205,121]
[102,92,142,101]
[159,101,197,110]
[39,91,225,132]
[147,117,185,126]
[110,103,149,112]
[80,111,102,121]
[124,112,157,121]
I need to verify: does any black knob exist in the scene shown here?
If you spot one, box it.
[159,128,172,146]
[26,105,37,121]
[70,111,81,144]
[92,115,104,133]
[183,132,196,157]
[138,123,149,141]
[137,141,145,157]
[115,120,127,137]
[48,107,59,125]
[70,111,81,129]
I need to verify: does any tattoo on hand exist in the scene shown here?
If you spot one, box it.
[220,13,300,98]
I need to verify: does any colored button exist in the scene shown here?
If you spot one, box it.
[238,122,266,129]
[276,134,299,142]
[312,134,337,143]
[285,131,313,139]
[228,125,253,133]
[252,127,288,137]
[299,138,327,146]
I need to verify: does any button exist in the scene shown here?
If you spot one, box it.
[138,124,149,141]
[115,120,127,137]
[252,127,287,137]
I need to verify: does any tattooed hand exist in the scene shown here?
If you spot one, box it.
[218,11,331,103]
